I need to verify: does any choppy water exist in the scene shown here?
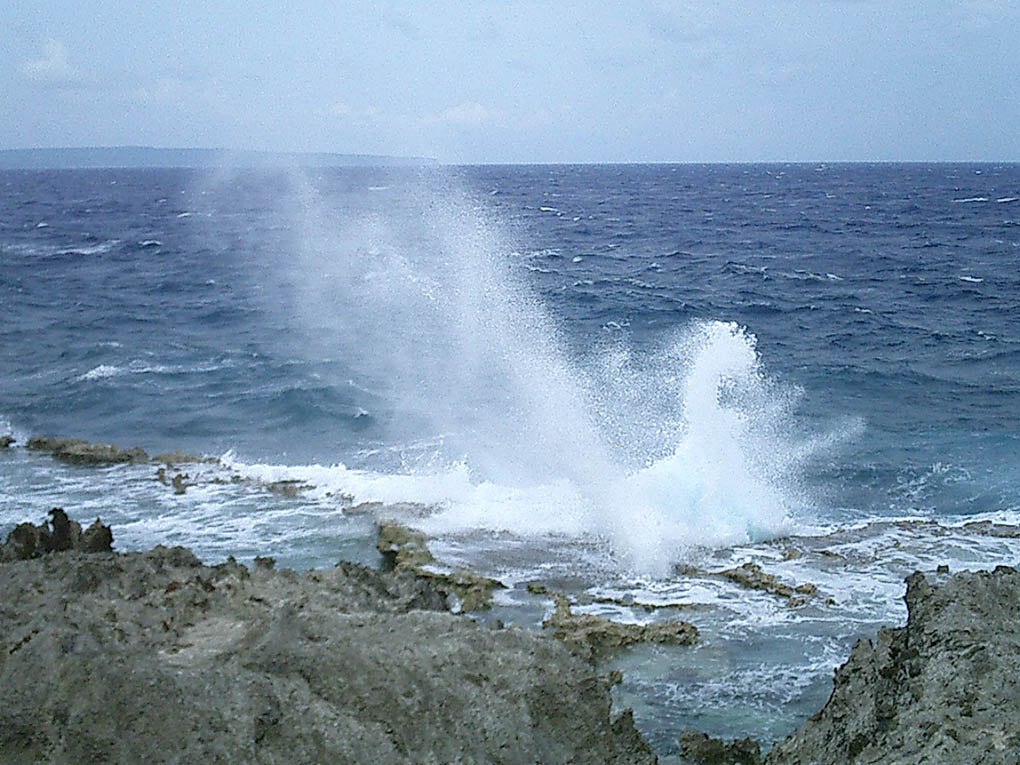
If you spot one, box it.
[2,163,1019,754]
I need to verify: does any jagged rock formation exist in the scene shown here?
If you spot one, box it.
[0,513,656,764]
[1,508,113,561]
[677,730,763,765]
[532,585,699,660]
[25,435,208,467]
[376,521,505,611]
[766,566,1020,764]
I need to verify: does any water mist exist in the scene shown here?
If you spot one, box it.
[259,169,823,575]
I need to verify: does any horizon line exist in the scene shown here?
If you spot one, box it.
[0,145,1017,167]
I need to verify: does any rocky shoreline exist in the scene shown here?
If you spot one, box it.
[0,511,657,764]
[3,436,1020,763]
[4,510,1020,764]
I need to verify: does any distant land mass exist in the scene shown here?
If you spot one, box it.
[0,146,437,169]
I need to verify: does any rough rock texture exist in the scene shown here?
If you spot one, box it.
[677,730,762,765]
[0,434,14,448]
[542,591,698,660]
[26,436,149,465]
[376,521,505,611]
[766,566,1020,764]
[1,508,113,562]
[719,562,819,607]
[0,519,657,764]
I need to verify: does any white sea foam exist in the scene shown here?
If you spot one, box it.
[56,240,119,257]
[78,364,122,381]
[952,197,989,203]
[244,171,855,575]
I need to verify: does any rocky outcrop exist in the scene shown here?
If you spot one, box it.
[766,566,1020,764]
[0,514,657,764]
[26,436,211,467]
[677,730,763,765]
[26,436,149,465]
[678,561,825,607]
[376,521,505,611]
[0,434,14,448]
[1,508,113,561]
[538,588,699,660]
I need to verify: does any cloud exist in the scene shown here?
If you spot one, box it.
[22,39,80,86]
[436,102,497,126]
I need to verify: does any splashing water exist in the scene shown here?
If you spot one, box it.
[251,170,831,575]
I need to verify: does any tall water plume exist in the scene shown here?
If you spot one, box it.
[259,169,834,574]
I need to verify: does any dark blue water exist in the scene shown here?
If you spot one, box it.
[3,164,1018,510]
[2,163,1019,751]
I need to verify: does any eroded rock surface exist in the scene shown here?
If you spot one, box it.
[1,508,113,561]
[26,436,149,465]
[376,521,505,611]
[0,515,656,764]
[717,562,821,607]
[677,730,763,765]
[541,590,699,660]
[766,566,1020,764]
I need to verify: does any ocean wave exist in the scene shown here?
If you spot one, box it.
[78,364,122,381]
[76,359,235,383]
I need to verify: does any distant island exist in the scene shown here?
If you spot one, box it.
[0,146,437,170]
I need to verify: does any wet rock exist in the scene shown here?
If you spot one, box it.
[0,526,656,763]
[263,479,312,498]
[766,566,1020,764]
[0,434,14,448]
[677,730,763,765]
[26,436,149,465]
[612,708,660,761]
[151,450,213,466]
[80,518,114,553]
[543,591,699,659]
[376,522,505,611]
[718,562,820,607]
[170,472,190,495]
[960,520,1020,538]
[1,509,113,561]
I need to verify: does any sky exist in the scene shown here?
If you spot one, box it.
[2,1,1019,163]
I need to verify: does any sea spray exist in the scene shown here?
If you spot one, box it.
[270,169,615,490]
[607,322,800,573]
[248,169,828,574]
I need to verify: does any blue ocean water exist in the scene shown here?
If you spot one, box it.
[2,163,1019,751]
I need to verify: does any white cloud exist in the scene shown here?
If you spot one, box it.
[22,39,79,85]
[437,102,496,126]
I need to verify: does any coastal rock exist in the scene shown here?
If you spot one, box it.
[0,434,14,448]
[677,730,763,765]
[542,590,699,659]
[0,519,657,764]
[151,449,213,465]
[26,436,149,465]
[376,521,505,611]
[766,566,1020,764]
[717,562,821,607]
[1,508,113,561]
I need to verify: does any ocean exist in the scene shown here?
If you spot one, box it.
[2,163,1019,754]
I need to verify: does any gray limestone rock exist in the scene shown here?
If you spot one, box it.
[0,525,657,764]
[766,566,1020,764]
